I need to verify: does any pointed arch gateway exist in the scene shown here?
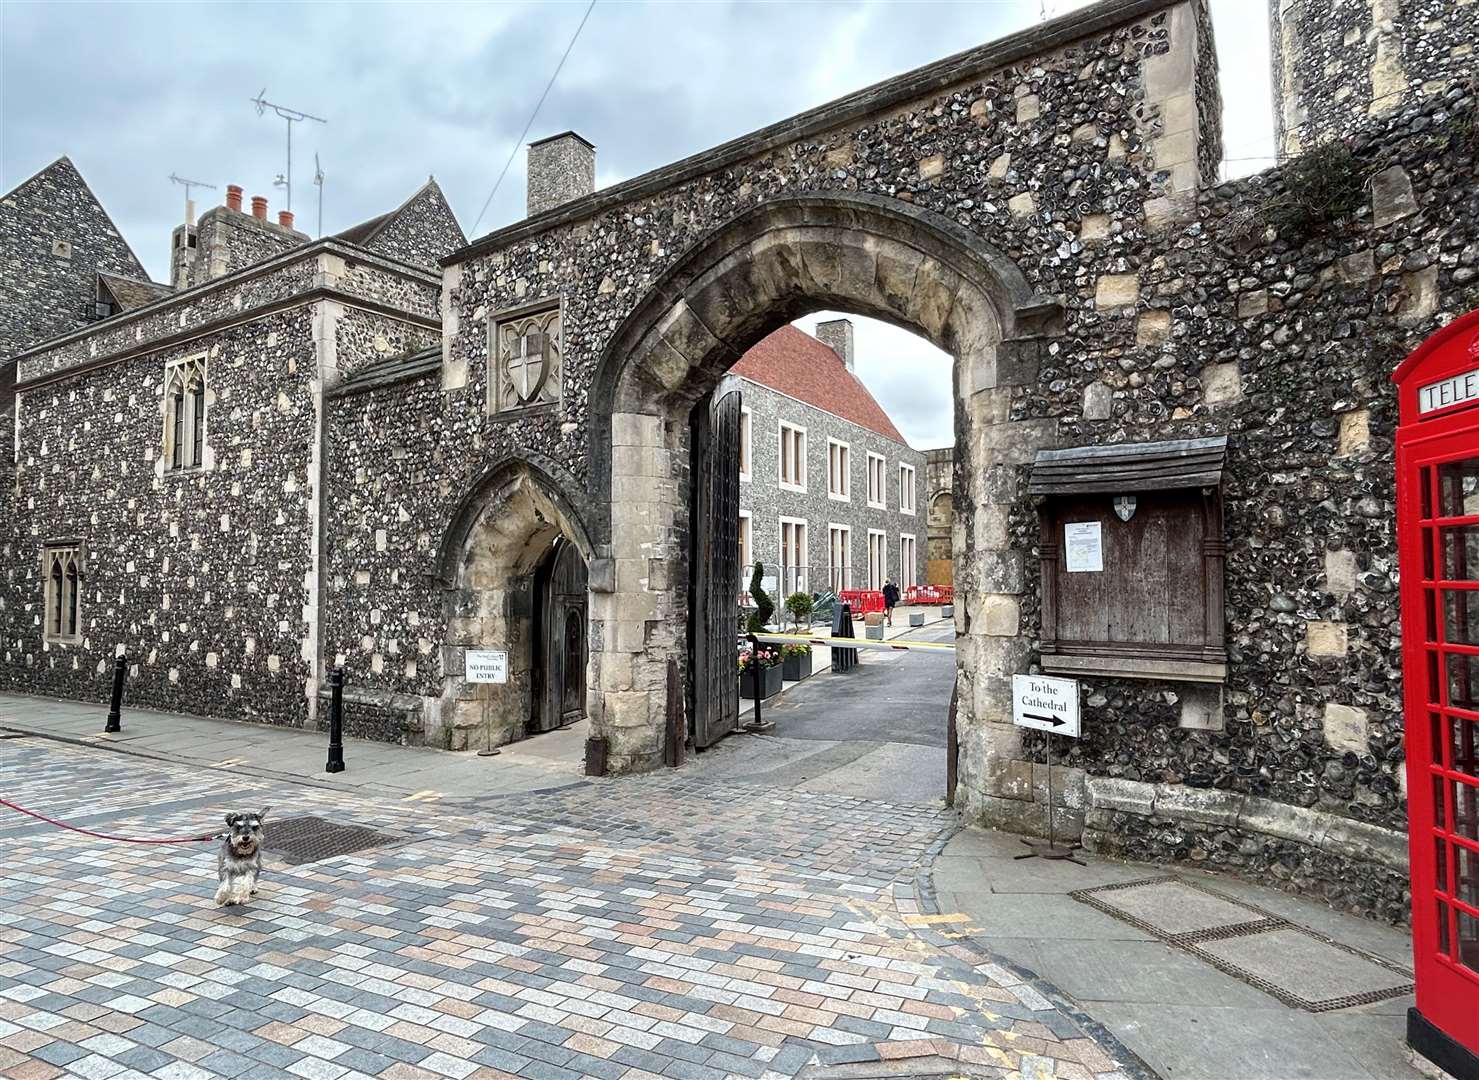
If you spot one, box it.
[586,191,1065,791]
[431,453,597,752]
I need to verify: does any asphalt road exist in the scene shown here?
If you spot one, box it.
[696,622,957,804]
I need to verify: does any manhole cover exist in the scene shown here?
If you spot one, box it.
[1072,877,1414,1012]
[1089,879,1271,937]
[1191,927,1414,1011]
[267,815,400,866]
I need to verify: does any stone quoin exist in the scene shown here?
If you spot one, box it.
[2,0,1477,923]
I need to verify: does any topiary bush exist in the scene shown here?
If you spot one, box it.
[747,562,775,633]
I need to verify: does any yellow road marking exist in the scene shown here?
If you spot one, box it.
[403,790,443,802]
[902,912,973,926]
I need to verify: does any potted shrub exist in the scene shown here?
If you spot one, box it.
[737,645,783,700]
[784,591,814,632]
[780,642,812,682]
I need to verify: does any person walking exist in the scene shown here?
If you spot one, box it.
[882,579,900,626]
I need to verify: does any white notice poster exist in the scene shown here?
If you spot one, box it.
[466,649,508,684]
[1064,521,1104,573]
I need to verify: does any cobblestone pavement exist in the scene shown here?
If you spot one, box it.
[1,736,1143,1080]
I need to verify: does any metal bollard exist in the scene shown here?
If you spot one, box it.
[746,632,764,730]
[104,655,127,733]
[325,667,346,773]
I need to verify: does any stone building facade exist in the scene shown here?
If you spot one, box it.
[4,0,1478,922]
[924,447,955,586]
[717,322,926,599]
[0,157,154,413]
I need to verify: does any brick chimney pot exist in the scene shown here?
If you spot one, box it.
[225,185,243,212]
[278,210,294,230]
[250,196,268,220]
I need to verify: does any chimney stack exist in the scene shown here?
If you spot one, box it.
[527,131,595,217]
[278,210,294,230]
[816,318,855,371]
[225,184,243,212]
[251,195,268,220]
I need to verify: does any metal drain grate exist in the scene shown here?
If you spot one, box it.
[267,815,401,866]
[1072,876,1414,1012]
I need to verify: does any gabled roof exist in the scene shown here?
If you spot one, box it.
[98,272,171,311]
[730,325,909,445]
[3,156,150,282]
[335,177,463,249]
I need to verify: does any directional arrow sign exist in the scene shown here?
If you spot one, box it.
[1012,674,1080,738]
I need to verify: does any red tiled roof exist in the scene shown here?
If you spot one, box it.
[730,325,909,445]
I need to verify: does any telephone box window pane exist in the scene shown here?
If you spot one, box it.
[1435,713,1448,765]
[1429,651,1442,705]
[1427,588,1440,638]
[1458,909,1479,974]
[1437,838,1450,891]
[1422,467,1434,519]
[1442,527,1479,580]
[1442,590,1479,643]
[1455,778,1479,839]
[1446,652,1479,708]
[1436,774,1449,829]
[1452,716,1479,776]
[1455,843,1478,904]
[1438,459,1479,518]
[1439,900,1452,955]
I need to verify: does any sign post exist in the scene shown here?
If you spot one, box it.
[1011,673,1084,864]
[466,649,508,757]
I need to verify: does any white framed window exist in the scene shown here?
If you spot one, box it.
[163,354,207,471]
[866,452,887,509]
[779,517,808,595]
[828,524,851,593]
[900,533,917,589]
[899,463,916,515]
[867,530,887,591]
[827,439,850,501]
[739,406,752,483]
[42,543,82,642]
[738,511,752,574]
[779,423,807,491]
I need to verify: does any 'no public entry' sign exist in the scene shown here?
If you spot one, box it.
[1012,674,1081,738]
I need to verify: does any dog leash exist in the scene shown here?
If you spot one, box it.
[0,796,221,844]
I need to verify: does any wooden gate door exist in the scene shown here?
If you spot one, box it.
[690,387,742,749]
[533,538,587,734]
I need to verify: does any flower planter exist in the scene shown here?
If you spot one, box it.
[782,651,813,682]
[739,664,783,701]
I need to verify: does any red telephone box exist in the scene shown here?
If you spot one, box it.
[1394,308,1479,1080]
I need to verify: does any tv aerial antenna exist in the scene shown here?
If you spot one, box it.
[313,153,325,238]
[168,173,216,226]
[250,89,327,213]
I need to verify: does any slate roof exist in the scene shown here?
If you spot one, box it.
[729,325,909,445]
[97,272,171,311]
[328,345,440,398]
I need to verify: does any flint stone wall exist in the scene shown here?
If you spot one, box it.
[362,183,468,273]
[1006,89,1477,921]
[1270,0,1475,157]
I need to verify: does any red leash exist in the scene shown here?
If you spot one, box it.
[0,797,220,844]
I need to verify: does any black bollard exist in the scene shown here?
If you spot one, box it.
[745,632,766,731]
[326,667,346,773]
[104,655,127,733]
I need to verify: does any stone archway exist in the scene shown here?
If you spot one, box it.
[431,456,595,751]
[585,191,1065,818]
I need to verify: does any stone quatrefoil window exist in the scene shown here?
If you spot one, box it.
[163,356,207,471]
[43,545,82,642]
[492,306,562,414]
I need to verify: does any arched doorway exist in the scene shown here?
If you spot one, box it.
[434,457,593,752]
[586,192,1064,791]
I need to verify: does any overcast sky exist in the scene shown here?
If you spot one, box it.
[2,0,1274,450]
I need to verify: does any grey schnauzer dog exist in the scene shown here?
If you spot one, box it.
[215,808,270,906]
